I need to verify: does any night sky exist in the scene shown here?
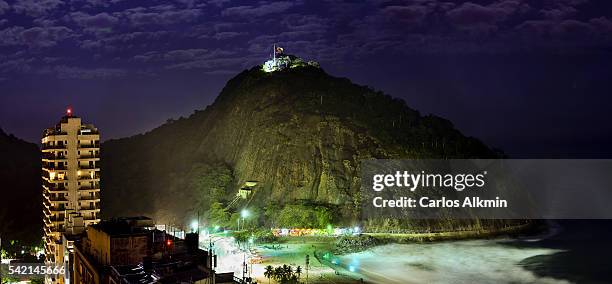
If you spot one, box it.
[1,0,611,158]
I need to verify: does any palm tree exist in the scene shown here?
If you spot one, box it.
[274,266,284,282]
[264,265,274,284]
[295,266,302,280]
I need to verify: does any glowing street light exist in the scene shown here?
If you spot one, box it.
[240,209,250,218]
[238,209,250,231]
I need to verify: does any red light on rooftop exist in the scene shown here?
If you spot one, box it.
[66,107,73,116]
[166,239,173,246]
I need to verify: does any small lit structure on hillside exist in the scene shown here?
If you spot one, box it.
[238,180,258,199]
[262,44,320,72]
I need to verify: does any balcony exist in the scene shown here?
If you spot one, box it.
[43,176,69,184]
[79,164,99,170]
[80,208,100,215]
[43,208,56,218]
[79,174,100,181]
[47,206,66,213]
[47,215,64,223]
[78,143,99,149]
[47,195,69,202]
[79,154,100,159]
[84,218,101,223]
[45,186,69,193]
[79,129,99,136]
[43,129,67,137]
[79,185,99,191]
[42,145,66,150]
[81,205,99,210]
[42,153,67,161]
[79,193,100,201]
[83,213,100,220]
[43,165,68,171]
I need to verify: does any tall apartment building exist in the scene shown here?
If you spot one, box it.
[42,109,101,266]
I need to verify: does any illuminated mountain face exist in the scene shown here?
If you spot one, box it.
[101,65,506,230]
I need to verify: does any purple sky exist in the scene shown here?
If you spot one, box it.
[1,0,611,157]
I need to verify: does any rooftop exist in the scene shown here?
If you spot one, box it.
[89,217,154,236]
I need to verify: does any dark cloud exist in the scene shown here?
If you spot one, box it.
[222,1,298,17]
[541,6,577,20]
[515,16,612,43]
[21,26,72,47]
[0,0,610,81]
[0,57,35,73]
[0,1,9,14]
[48,65,126,79]
[133,48,240,72]
[446,1,528,27]
[0,26,25,46]
[70,12,119,28]
[213,31,247,40]
[380,5,429,25]
[163,49,209,61]
[0,25,72,47]
[164,56,243,70]
[280,14,328,32]
[590,17,612,33]
[120,7,202,26]
[13,0,63,17]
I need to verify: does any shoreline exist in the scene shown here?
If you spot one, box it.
[245,222,542,283]
[363,222,540,243]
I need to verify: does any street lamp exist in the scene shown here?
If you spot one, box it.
[191,220,199,233]
[241,209,250,218]
[238,209,249,231]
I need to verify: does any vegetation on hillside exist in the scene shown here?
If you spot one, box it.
[101,65,508,232]
[0,128,42,247]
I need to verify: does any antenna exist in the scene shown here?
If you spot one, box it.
[273,43,276,61]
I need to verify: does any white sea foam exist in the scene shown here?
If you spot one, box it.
[338,240,570,284]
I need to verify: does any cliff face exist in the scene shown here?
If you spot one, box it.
[196,66,496,202]
[102,66,498,226]
[0,128,41,245]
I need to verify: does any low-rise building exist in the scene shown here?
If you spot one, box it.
[71,217,237,284]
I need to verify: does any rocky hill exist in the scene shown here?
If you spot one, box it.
[102,65,508,231]
[0,128,42,245]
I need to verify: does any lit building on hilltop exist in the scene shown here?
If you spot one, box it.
[42,108,101,272]
[262,44,319,72]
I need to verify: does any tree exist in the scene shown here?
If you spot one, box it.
[295,266,302,280]
[269,264,301,283]
[208,202,230,227]
[264,265,274,284]
[274,266,284,282]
